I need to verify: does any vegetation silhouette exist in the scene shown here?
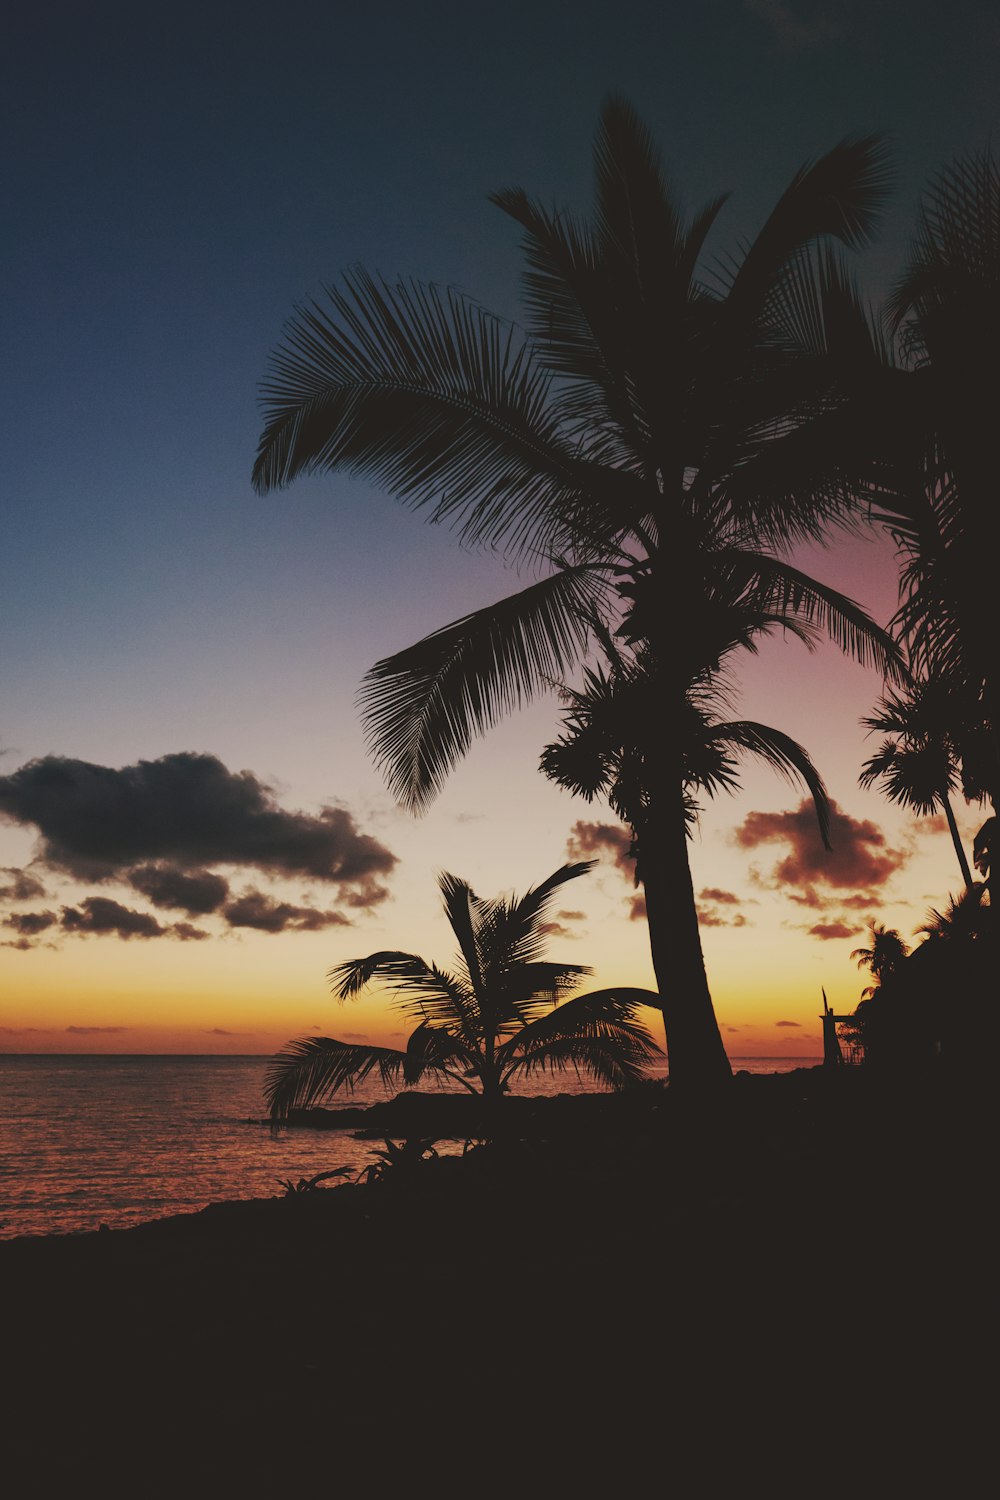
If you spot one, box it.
[253,98,902,1089]
[848,147,998,896]
[860,674,977,889]
[842,882,994,1072]
[851,919,910,1000]
[539,604,836,990]
[264,860,661,1128]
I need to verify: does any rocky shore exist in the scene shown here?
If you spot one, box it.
[2,1067,987,1494]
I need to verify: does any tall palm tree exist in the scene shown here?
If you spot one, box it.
[860,674,976,889]
[265,860,661,1124]
[875,147,999,809]
[253,99,901,1088]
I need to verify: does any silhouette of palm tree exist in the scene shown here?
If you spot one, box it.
[877,147,999,809]
[916,883,990,945]
[851,920,909,1000]
[265,860,661,1125]
[860,674,976,889]
[540,630,832,1052]
[253,99,901,1088]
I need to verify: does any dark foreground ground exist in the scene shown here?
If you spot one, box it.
[2,1066,991,1495]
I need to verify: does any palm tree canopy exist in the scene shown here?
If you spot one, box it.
[871,148,1000,807]
[254,98,901,813]
[265,860,662,1122]
[851,920,910,998]
[540,634,831,848]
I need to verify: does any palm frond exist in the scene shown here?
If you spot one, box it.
[254,268,596,562]
[705,719,831,848]
[539,721,617,802]
[265,1036,407,1123]
[722,550,906,682]
[328,950,479,1035]
[401,1023,479,1088]
[491,860,596,970]
[499,986,663,1090]
[328,950,430,999]
[437,871,487,1007]
[859,738,953,815]
[359,566,604,810]
[714,135,891,315]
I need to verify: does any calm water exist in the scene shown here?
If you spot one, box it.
[0,1054,820,1240]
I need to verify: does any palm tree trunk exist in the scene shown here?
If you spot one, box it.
[638,792,733,1090]
[941,792,975,891]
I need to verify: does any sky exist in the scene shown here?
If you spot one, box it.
[1,0,996,1059]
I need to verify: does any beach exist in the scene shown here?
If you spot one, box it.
[1,1065,986,1493]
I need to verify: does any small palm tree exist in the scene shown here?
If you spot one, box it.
[850,920,910,1000]
[860,674,976,889]
[265,861,661,1125]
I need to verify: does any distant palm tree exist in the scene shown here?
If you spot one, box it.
[253,98,900,1088]
[264,861,661,1125]
[860,674,975,889]
[851,920,910,1000]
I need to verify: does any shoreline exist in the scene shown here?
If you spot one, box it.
[2,1066,986,1490]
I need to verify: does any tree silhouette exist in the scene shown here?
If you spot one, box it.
[860,674,977,889]
[851,919,910,999]
[540,629,832,1053]
[874,148,999,843]
[254,99,901,1088]
[265,860,661,1125]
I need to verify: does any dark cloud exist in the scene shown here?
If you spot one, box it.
[0,752,397,891]
[222,889,351,934]
[2,938,38,951]
[172,922,211,941]
[774,1020,802,1028]
[0,867,46,901]
[558,910,585,922]
[628,894,647,922]
[787,887,883,910]
[538,920,574,940]
[204,1028,242,1035]
[735,799,907,894]
[127,863,230,915]
[699,887,742,904]
[340,880,392,911]
[806,920,862,940]
[65,1025,130,1034]
[566,820,634,873]
[697,908,749,928]
[4,910,58,936]
[0,1025,51,1033]
[724,1026,742,1033]
[61,898,167,939]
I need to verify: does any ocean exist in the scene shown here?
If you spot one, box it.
[0,1053,821,1240]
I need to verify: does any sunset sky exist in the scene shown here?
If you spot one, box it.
[2,1,995,1058]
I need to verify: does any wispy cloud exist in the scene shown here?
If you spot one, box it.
[743,0,841,53]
